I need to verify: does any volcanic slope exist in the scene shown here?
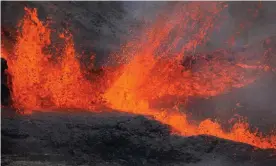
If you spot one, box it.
[1,110,276,166]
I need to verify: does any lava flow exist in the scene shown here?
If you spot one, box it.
[1,3,276,149]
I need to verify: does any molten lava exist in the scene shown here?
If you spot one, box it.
[6,8,106,111]
[1,4,276,149]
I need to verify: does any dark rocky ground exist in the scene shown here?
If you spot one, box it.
[1,110,276,166]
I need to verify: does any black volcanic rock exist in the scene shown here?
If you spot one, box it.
[1,110,276,166]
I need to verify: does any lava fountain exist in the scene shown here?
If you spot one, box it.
[1,3,276,149]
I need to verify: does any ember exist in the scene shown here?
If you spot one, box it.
[1,3,276,150]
